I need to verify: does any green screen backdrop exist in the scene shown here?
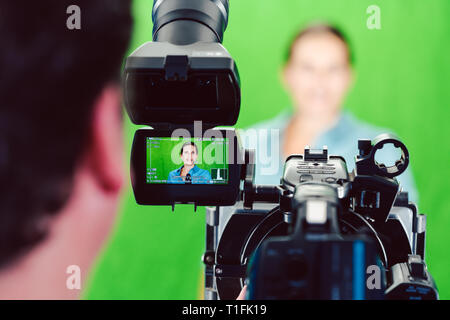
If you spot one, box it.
[84,0,450,299]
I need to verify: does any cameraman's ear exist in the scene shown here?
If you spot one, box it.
[86,84,125,193]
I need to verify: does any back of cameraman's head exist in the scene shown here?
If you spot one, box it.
[0,1,132,269]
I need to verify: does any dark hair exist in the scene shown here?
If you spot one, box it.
[284,22,354,65]
[180,142,199,155]
[0,1,132,268]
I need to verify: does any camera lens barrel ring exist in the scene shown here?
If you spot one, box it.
[152,0,229,44]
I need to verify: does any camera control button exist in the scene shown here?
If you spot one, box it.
[324,177,337,184]
[300,174,313,182]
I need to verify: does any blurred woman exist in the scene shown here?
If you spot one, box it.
[243,23,418,202]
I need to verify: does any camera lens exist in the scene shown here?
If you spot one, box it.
[152,0,229,45]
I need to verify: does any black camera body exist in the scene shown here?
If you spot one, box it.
[123,0,438,300]
[123,41,240,127]
[123,0,240,128]
[246,151,384,300]
[204,140,437,300]
[130,127,243,206]
[123,0,242,207]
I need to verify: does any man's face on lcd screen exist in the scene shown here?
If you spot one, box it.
[181,144,198,166]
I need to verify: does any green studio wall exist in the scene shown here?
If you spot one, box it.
[84,0,450,299]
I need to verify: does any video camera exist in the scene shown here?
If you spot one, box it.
[123,0,438,300]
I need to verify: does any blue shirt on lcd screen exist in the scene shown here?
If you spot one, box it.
[168,165,213,184]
